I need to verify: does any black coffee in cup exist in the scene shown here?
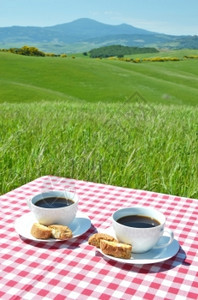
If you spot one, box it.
[35,197,74,208]
[117,215,160,228]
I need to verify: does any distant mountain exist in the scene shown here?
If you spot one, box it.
[0,18,197,53]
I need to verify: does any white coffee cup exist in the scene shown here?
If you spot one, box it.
[27,190,79,226]
[112,206,174,253]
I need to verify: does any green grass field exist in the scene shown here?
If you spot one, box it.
[0,50,198,198]
[1,50,198,105]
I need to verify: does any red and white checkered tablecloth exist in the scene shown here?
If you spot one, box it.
[0,175,198,300]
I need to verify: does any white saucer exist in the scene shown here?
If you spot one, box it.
[98,227,180,264]
[15,212,91,242]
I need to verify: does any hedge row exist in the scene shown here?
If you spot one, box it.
[106,55,198,63]
[0,46,68,58]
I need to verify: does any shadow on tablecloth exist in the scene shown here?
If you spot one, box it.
[19,223,97,250]
[95,245,188,273]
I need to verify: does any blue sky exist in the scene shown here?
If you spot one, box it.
[0,0,197,35]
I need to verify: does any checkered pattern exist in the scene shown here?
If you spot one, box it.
[0,176,198,300]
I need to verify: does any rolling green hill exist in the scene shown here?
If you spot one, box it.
[0,50,198,105]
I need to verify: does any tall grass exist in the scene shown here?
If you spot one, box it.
[1,101,198,198]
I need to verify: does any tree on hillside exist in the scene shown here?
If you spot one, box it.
[89,45,159,58]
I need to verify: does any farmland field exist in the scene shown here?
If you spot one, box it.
[1,50,198,105]
[0,50,198,198]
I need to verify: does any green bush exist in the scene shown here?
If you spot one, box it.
[9,45,45,56]
[89,45,159,58]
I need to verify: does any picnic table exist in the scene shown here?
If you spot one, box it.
[0,175,198,299]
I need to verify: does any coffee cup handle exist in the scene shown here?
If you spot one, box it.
[153,228,174,249]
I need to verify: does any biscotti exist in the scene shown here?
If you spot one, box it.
[30,223,73,240]
[100,240,132,259]
[88,233,117,248]
[48,224,73,240]
[31,223,52,239]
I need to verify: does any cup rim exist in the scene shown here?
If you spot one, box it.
[112,206,165,229]
[31,190,79,210]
